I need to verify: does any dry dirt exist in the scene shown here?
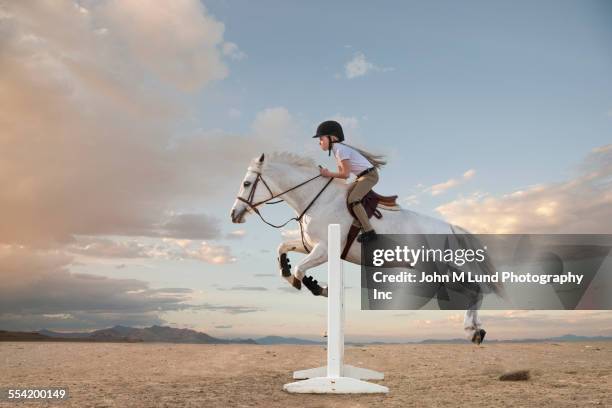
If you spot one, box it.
[1,341,611,407]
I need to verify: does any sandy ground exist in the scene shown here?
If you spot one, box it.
[1,341,610,408]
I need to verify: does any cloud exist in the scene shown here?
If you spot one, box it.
[191,303,263,314]
[225,229,247,240]
[328,114,367,145]
[436,145,612,233]
[66,237,150,258]
[97,0,228,91]
[251,107,298,140]
[65,236,237,264]
[403,170,476,205]
[345,52,373,78]
[218,285,268,292]
[185,242,236,264]
[0,2,312,333]
[157,213,222,240]
[429,169,477,196]
[331,115,359,132]
[63,213,224,258]
[430,180,459,196]
[222,41,246,60]
[0,245,193,330]
[463,169,476,180]
[0,244,260,330]
[157,240,236,264]
[166,106,305,199]
[404,194,420,206]
[344,52,393,79]
[0,1,238,249]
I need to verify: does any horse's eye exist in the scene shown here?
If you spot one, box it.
[243,181,252,188]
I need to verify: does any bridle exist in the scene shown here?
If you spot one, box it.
[236,169,334,253]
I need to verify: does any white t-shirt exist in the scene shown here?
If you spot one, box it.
[332,143,372,176]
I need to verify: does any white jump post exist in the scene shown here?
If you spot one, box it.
[283,224,389,394]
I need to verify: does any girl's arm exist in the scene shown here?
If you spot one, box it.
[321,159,351,179]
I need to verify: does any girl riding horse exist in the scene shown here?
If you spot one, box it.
[313,120,386,243]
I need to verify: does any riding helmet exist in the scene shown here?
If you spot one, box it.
[313,120,344,156]
[312,120,345,142]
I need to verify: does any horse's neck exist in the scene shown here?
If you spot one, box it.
[266,163,344,215]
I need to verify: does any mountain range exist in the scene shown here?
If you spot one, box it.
[0,325,255,344]
[0,326,610,345]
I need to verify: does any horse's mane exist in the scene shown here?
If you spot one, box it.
[248,151,350,194]
[258,151,317,170]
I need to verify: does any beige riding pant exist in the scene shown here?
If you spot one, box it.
[347,168,379,232]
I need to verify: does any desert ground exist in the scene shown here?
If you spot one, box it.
[1,341,610,407]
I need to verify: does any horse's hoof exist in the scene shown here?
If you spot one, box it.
[291,276,301,290]
[302,275,323,296]
[472,329,486,345]
[279,253,292,277]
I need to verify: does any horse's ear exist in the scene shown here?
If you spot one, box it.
[258,153,265,163]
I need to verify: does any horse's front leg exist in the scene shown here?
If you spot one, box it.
[293,243,329,297]
[277,239,308,290]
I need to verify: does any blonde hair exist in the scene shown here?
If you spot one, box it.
[330,136,387,169]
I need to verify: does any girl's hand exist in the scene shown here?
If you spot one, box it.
[319,167,332,177]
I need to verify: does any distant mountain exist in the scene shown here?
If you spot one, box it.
[548,334,612,342]
[0,330,52,341]
[1,327,611,345]
[87,325,257,344]
[256,336,323,345]
[1,325,256,344]
[258,334,612,345]
[88,325,217,343]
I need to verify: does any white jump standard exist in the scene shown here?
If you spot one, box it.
[283,224,389,394]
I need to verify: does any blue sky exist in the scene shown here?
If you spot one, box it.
[1,0,611,341]
[181,0,612,223]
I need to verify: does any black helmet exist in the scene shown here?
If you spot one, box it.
[312,120,345,142]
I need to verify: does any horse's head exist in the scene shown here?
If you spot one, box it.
[230,153,271,223]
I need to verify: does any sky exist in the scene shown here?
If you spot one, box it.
[1,0,611,341]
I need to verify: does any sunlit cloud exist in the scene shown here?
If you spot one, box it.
[436,145,612,233]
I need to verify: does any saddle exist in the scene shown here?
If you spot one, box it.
[342,190,400,259]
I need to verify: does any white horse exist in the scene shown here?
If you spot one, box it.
[230,152,494,344]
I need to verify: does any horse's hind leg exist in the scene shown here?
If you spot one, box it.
[464,308,485,344]
[277,239,308,290]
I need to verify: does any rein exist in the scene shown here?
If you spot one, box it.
[236,171,334,253]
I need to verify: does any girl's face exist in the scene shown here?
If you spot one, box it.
[318,136,330,151]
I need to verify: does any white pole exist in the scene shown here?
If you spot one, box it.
[327,223,343,378]
[283,224,389,394]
